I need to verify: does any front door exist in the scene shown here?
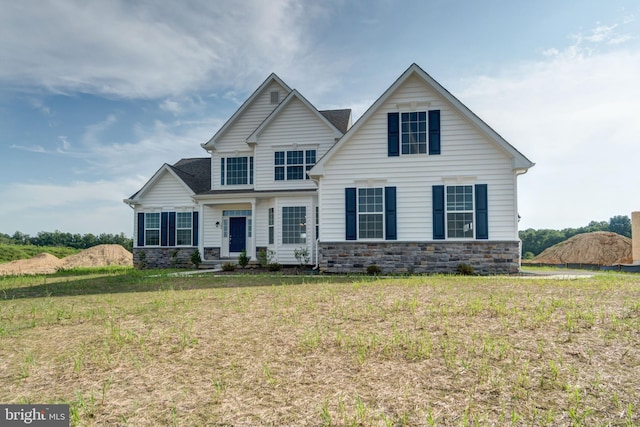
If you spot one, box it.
[229,217,246,253]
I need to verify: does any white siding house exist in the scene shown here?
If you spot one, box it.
[125,64,533,273]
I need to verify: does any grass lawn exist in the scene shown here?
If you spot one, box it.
[1,269,639,426]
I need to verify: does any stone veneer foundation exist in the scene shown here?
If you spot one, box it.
[133,247,222,269]
[318,241,521,275]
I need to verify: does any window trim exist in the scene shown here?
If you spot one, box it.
[400,111,427,155]
[175,212,193,246]
[282,206,306,245]
[445,185,475,239]
[144,212,161,246]
[274,149,316,181]
[357,187,385,240]
[220,156,254,186]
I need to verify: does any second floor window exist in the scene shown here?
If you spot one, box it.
[221,156,253,185]
[401,112,427,154]
[274,149,316,181]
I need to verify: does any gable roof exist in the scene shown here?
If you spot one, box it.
[320,109,352,134]
[310,63,534,176]
[169,157,211,194]
[246,89,345,144]
[124,157,210,203]
[202,73,292,150]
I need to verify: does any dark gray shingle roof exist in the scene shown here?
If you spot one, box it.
[320,109,351,134]
[170,157,211,194]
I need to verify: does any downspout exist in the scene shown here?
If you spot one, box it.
[314,238,320,270]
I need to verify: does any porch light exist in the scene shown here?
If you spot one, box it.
[215,221,220,228]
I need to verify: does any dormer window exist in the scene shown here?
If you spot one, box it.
[274,149,316,181]
[270,91,279,104]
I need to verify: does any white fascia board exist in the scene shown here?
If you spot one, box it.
[129,164,195,202]
[201,73,293,150]
[246,90,343,144]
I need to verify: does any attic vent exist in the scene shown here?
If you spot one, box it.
[270,91,279,104]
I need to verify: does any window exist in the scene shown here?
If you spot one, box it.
[358,188,384,239]
[446,185,474,238]
[401,112,427,154]
[221,157,253,185]
[145,213,160,246]
[176,212,192,246]
[282,206,306,244]
[268,208,274,245]
[274,149,316,180]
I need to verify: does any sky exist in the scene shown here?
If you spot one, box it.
[0,0,639,237]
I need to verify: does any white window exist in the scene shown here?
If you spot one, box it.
[274,149,316,181]
[446,185,474,238]
[145,213,160,246]
[221,157,253,185]
[268,208,274,245]
[401,112,427,154]
[176,212,192,246]
[282,207,306,244]
[358,188,383,239]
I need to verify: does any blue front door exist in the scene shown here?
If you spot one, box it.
[229,217,246,253]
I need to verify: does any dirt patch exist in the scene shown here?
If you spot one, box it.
[0,244,133,276]
[61,244,133,269]
[532,231,632,265]
[0,253,64,276]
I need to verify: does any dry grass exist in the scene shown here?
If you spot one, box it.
[1,271,639,426]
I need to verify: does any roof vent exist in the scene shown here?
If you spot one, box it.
[270,91,279,104]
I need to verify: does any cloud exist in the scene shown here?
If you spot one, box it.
[0,178,141,234]
[0,0,325,98]
[456,22,640,229]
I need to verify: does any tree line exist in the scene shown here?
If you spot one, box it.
[0,230,133,252]
[520,215,632,259]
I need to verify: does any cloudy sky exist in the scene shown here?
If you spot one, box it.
[1,0,638,236]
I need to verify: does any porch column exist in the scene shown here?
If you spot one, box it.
[251,200,257,260]
[198,203,205,260]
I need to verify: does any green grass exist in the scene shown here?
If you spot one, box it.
[0,244,80,263]
[0,269,639,426]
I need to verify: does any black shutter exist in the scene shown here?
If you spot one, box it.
[169,212,176,246]
[433,185,445,239]
[161,212,169,246]
[475,184,488,239]
[388,112,399,157]
[192,211,199,246]
[428,110,441,155]
[345,188,357,240]
[385,187,397,240]
[137,212,145,247]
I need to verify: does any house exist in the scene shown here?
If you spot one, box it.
[124,64,534,274]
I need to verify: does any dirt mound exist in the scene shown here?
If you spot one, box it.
[0,253,64,276]
[533,231,632,265]
[0,245,133,276]
[62,244,133,269]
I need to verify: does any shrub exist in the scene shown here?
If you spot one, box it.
[222,262,236,272]
[366,264,382,275]
[238,249,250,268]
[457,263,474,275]
[257,249,276,268]
[190,249,202,268]
[523,251,535,260]
[294,247,310,267]
[267,263,282,272]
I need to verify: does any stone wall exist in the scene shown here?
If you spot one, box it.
[203,247,221,261]
[318,241,521,275]
[133,247,200,269]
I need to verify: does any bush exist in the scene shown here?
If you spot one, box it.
[523,251,535,260]
[457,263,474,275]
[267,263,282,272]
[294,247,310,267]
[366,264,382,275]
[222,262,236,272]
[190,249,202,268]
[238,249,250,268]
